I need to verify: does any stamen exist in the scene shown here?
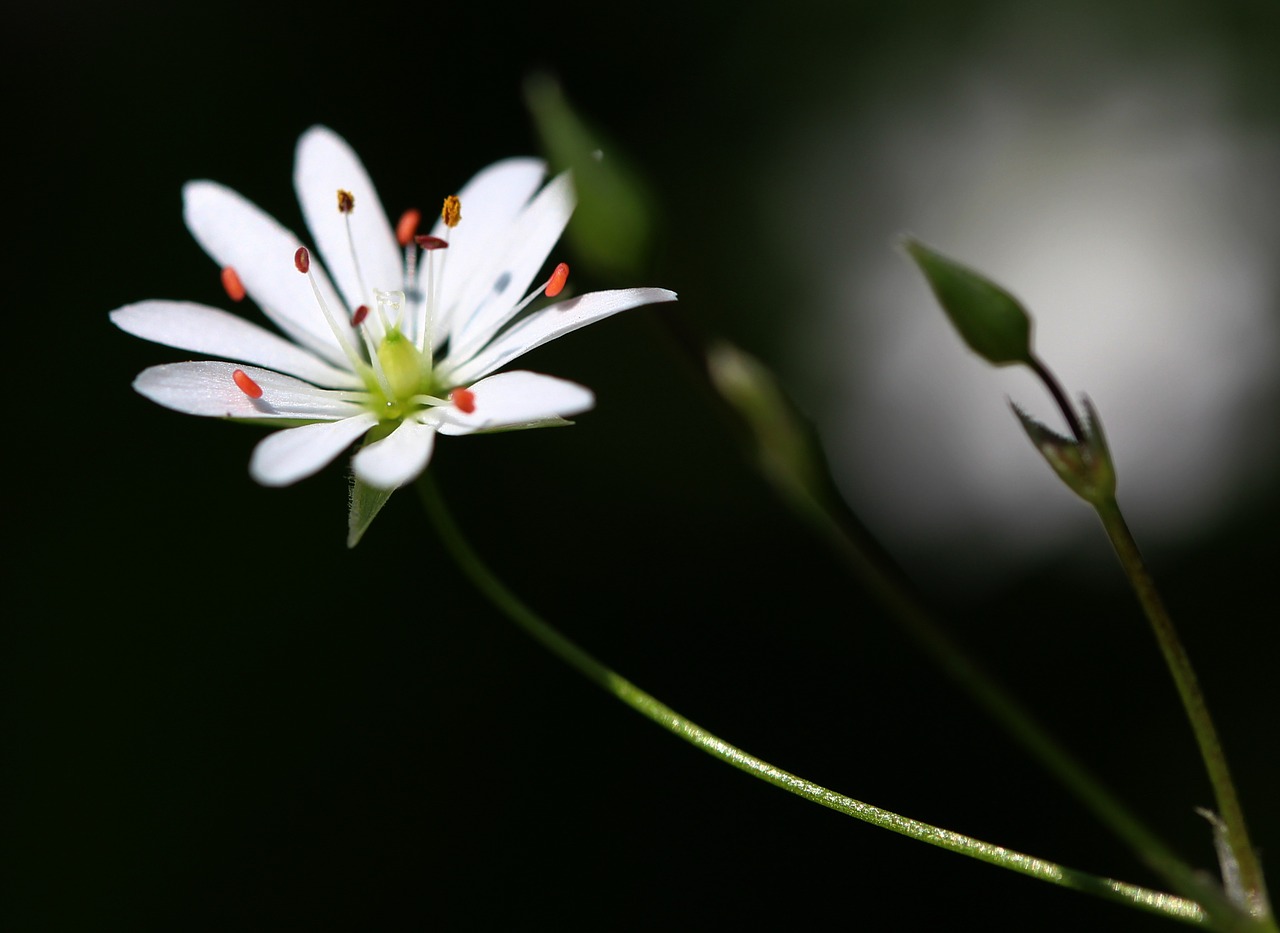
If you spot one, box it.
[352,305,369,327]
[221,267,246,302]
[416,236,450,360]
[441,195,461,228]
[337,188,370,304]
[293,246,370,379]
[498,260,575,328]
[449,387,476,414]
[545,262,570,298]
[417,201,459,357]
[396,209,421,247]
[232,369,263,399]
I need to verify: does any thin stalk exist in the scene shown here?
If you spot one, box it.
[654,318,1241,918]
[416,473,1216,927]
[1094,497,1268,918]
[1028,353,1086,442]
[1025,354,1269,919]
[767,471,1250,927]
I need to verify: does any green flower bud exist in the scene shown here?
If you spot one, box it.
[903,238,1034,367]
[706,341,825,510]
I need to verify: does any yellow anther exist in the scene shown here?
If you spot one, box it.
[441,195,461,228]
[337,189,355,214]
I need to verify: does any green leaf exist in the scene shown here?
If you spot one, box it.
[903,237,1035,367]
[524,73,654,278]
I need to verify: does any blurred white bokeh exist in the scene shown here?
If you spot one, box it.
[780,25,1280,585]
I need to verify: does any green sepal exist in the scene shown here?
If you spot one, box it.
[903,237,1035,367]
[525,73,654,278]
[1012,396,1116,504]
[463,416,576,436]
[346,422,400,547]
[227,418,325,429]
[348,474,395,548]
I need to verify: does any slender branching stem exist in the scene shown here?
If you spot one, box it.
[1023,350,1269,920]
[418,473,1239,928]
[1094,497,1269,918]
[1028,353,1086,442]
[652,317,1242,917]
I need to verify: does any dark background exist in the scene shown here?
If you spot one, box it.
[10,1,1279,929]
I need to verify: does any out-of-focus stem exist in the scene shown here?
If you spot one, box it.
[1094,497,1269,919]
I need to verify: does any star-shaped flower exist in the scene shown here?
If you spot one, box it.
[111,126,675,543]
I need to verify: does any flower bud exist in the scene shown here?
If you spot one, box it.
[903,238,1034,367]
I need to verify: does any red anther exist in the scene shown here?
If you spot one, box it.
[221,267,246,302]
[294,247,310,274]
[351,305,369,327]
[414,234,449,251]
[449,387,476,414]
[396,209,421,247]
[544,262,570,298]
[232,369,263,399]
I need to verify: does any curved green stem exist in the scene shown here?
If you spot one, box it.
[671,327,1243,919]
[1095,497,1269,918]
[760,470,1254,927]
[418,473,1221,928]
[1023,351,1269,920]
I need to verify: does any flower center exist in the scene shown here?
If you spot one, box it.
[227,187,570,423]
[376,324,428,406]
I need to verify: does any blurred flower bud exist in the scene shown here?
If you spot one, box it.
[903,237,1034,367]
[525,73,654,278]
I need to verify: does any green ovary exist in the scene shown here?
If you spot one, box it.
[366,328,440,421]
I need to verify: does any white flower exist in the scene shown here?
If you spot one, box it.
[111,126,675,539]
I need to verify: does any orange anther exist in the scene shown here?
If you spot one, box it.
[396,209,421,247]
[232,369,263,399]
[449,387,476,414]
[441,195,461,228]
[544,262,570,298]
[221,267,246,302]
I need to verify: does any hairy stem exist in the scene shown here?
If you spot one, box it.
[418,473,1233,928]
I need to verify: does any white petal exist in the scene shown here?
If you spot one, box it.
[435,371,594,436]
[111,301,362,388]
[250,414,380,486]
[444,171,576,359]
[294,126,402,314]
[133,361,368,419]
[443,287,678,385]
[183,181,351,368]
[421,157,546,340]
[351,418,438,489]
